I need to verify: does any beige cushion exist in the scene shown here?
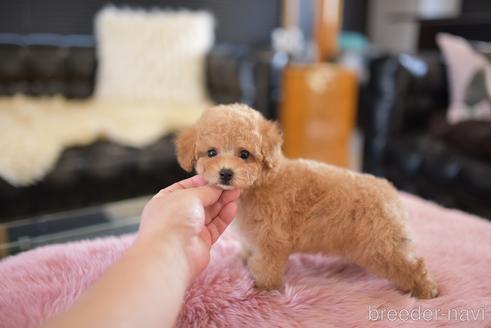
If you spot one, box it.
[95,7,214,105]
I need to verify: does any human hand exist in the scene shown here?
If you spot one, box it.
[138,175,240,278]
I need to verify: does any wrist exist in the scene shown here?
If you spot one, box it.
[133,233,193,283]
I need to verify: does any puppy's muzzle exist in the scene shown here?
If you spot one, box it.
[219,168,234,185]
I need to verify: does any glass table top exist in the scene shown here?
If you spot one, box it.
[0,196,150,259]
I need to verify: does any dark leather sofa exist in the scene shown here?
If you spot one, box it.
[362,53,490,219]
[0,33,284,221]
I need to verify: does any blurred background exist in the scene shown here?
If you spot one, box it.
[0,0,489,257]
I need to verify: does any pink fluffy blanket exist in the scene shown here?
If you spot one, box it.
[0,193,490,327]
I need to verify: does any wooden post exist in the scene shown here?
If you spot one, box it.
[313,0,343,61]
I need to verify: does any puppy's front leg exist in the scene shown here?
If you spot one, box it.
[249,248,289,290]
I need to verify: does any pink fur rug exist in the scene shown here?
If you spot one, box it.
[0,193,490,327]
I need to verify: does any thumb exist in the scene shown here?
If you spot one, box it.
[187,185,223,207]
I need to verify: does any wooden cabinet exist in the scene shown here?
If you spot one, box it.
[280,63,357,167]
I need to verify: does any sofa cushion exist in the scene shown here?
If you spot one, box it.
[95,7,213,105]
[0,34,95,98]
[429,112,491,161]
[386,134,489,195]
[0,135,190,222]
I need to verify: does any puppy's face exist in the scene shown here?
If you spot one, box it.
[175,104,282,190]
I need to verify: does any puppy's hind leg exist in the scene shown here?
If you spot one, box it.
[361,244,438,299]
[360,197,438,298]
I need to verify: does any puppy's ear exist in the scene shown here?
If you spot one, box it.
[259,119,283,169]
[175,126,197,172]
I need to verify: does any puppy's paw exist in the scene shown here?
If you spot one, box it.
[254,280,282,291]
[411,280,439,299]
[253,276,283,291]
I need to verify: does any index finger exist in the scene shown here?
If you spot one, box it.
[160,175,207,194]
[188,185,224,207]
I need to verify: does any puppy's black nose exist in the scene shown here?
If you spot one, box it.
[219,168,234,184]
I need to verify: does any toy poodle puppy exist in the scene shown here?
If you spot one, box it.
[175,103,438,299]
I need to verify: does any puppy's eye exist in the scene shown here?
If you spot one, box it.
[239,150,250,160]
[207,149,217,157]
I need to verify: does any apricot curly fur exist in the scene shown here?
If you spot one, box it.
[175,104,438,299]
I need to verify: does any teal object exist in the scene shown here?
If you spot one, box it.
[339,32,369,52]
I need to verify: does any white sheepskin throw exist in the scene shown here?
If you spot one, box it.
[0,96,207,186]
[95,7,214,104]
